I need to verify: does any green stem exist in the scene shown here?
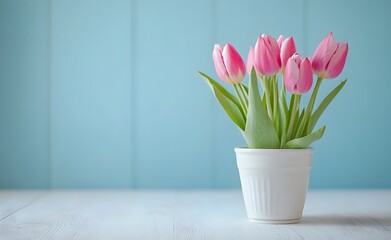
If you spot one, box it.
[271,75,279,138]
[239,83,248,95]
[287,94,301,141]
[238,83,248,107]
[305,77,323,134]
[295,77,323,138]
[281,83,288,124]
[287,91,294,126]
[307,77,323,117]
[233,84,247,114]
[279,83,287,148]
[261,76,273,120]
[273,75,278,123]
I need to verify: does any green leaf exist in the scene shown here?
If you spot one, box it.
[199,71,246,130]
[285,126,326,149]
[199,72,242,110]
[244,69,279,148]
[308,79,347,134]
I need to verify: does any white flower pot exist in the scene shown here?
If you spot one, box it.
[235,148,313,224]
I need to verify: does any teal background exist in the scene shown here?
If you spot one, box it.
[1,0,390,188]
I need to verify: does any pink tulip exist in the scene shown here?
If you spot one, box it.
[278,35,297,70]
[254,34,281,76]
[246,47,255,74]
[284,54,313,94]
[212,43,246,84]
[312,32,348,79]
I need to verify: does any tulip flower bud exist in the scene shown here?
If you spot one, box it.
[279,36,297,70]
[254,34,281,76]
[312,32,348,79]
[212,43,246,84]
[246,47,255,75]
[284,54,313,94]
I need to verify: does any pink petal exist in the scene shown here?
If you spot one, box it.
[212,44,230,83]
[222,43,246,84]
[284,57,300,92]
[324,42,348,79]
[312,32,337,76]
[277,35,285,50]
[291,53,302,66]
[280,36,297,68]
[297,58,313,94]
[246,47,255,75]
[255,36,281,76]
[265,34,281,67]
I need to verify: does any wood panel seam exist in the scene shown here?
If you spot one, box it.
[0,191,48,222]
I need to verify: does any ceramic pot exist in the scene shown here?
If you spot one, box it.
[235,148,313,224]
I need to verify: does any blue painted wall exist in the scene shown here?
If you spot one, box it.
[1,0,390,188]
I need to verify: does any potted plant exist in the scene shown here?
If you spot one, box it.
[199,32,348,223]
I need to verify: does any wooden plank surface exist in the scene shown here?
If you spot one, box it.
[0,190,45,221]
[0,190,390,239]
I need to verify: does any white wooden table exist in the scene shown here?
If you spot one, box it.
[0,190,390,240]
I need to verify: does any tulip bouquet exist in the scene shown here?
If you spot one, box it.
[199,32,348,149]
